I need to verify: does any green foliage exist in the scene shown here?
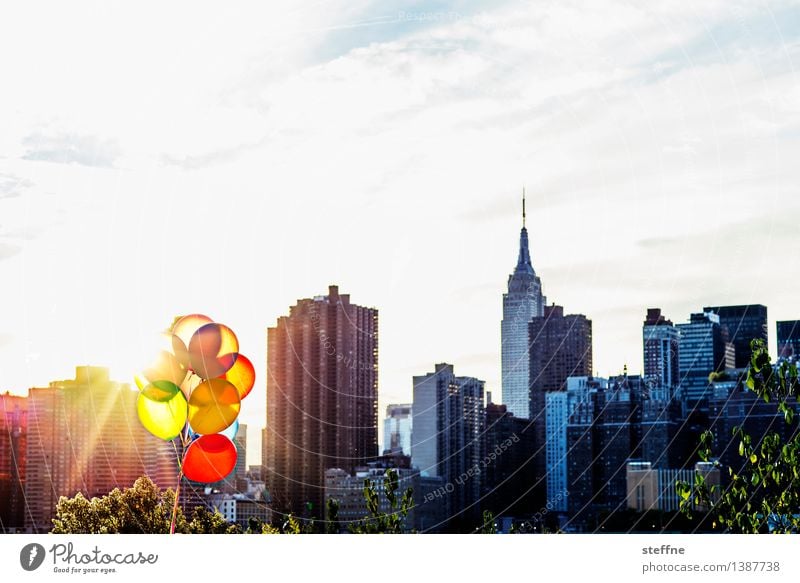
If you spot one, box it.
[281,513,316,534]
[51,476,239,534]
[677,340,800,533]
[477,510,498,534]
[346,469,414,534]
[185,505,241,534]
[326,498,340,534]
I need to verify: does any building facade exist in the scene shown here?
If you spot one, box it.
[528,304,592,504]
[324,457,445,533]
[482,403,536,519]
[383,404,412,456]
[777,320,800,360]
[24,367,178,532]
[565,373,680,528]
[209,492,271,530]
[0,393,27,532]
[410,363,485,531]
[677,312,735,404]
[703,304,768,369]
[265,285,379,520]
[501,195,546,418]
[642,308,680,395]
[626,461,719,513]
[545,376,608,516]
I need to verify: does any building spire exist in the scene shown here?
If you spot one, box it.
[522,187,526,228]
[515,188,533,274]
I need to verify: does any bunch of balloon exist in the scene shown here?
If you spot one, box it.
[135,315,255,534]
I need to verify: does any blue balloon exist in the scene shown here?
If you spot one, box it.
[186,419,238,440]
[220,419,239,440]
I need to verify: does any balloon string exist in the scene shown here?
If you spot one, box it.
[170,422,189,535]
[170,470,182,535]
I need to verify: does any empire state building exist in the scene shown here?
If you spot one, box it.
[500,192,545,418]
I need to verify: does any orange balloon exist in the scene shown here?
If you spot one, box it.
[187,378,240,434]
[182,434,237,483]
[222,353,255,399]
[188,323,239,379]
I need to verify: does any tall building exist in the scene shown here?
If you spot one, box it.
[410,363,485,531]
[383,404,412,456]
[24,367,178,532]
[777,320,800,360]
[677,312,735,404]
[265,285,379,520]
[528,304,592,503]
[482,403,536,519]
[234,423,248,486]
[703,304,768,369]
[567,373,644,528]
[642,308,680,394]
[501,192,546,418]
[0,393,27,532]
[545,376,608,516]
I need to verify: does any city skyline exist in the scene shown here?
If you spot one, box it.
[2,1,800,468]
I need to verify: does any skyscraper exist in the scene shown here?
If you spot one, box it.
[501,192,546,418]
[567,373,643,528]
[677,312,735,404]
[642,308,680,395]
[24,367,177,532]
[265,285,379,520]
[777,320,800,360]
[482,403,536,519]
[0,393,27,532]
[528,304,592,502]
[545,377,608,515]
[703,304,768,369]
[383,404,412,456]
[410,363,485,531]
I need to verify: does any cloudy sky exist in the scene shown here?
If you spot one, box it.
[1,1,799,464]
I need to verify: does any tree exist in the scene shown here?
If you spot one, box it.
[325,498,340,534]
[477,510,498,534]
[677,340,800,533]
[346,469,414,534]
[51,476,238,534]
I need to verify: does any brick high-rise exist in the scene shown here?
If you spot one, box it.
[0,393,27,532]
[265,285,378,520]
[642,308,680,395]
[528,304,592,505]
[24,367,177,532]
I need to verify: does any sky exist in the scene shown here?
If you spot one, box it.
[1,1,799,466]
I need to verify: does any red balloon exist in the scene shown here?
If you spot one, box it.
[182,434,237,483]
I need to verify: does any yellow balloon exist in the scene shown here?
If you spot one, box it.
[188,378,240,435]
[137,381,188,441]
